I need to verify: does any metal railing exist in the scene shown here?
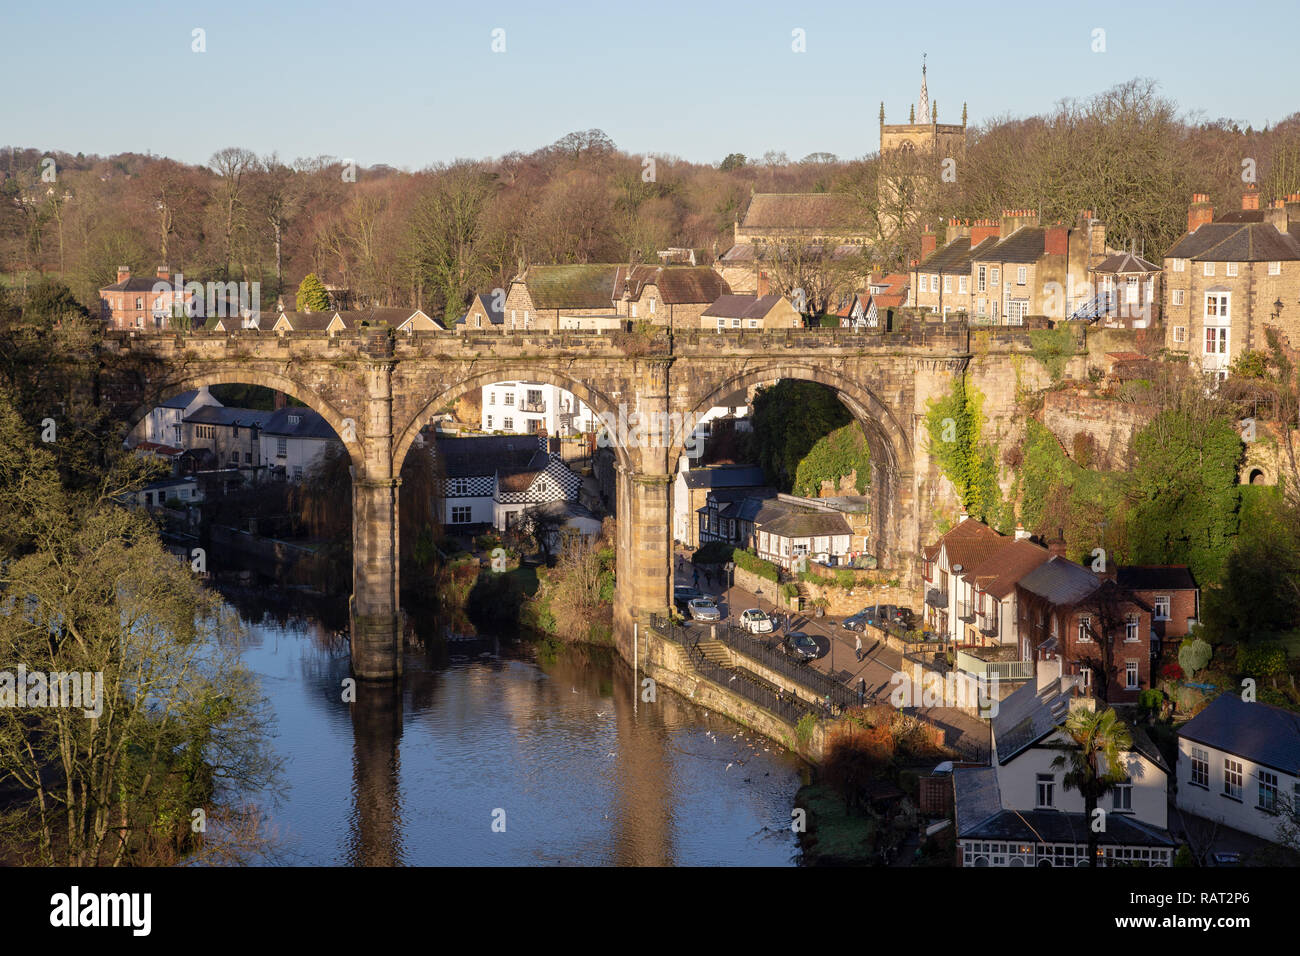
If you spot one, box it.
[954,650,1033,682]
[712,622,861,712]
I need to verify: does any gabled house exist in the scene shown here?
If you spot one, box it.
[751,505,853,570]
[503,264,619,332]
[434,434,582,531]
[1016,556,1153,704]
[99,266,197,330]
[1176,693,1300,846]
[613,265,730,328]
[138,386,222,447]
[921,516,1007,641]
[953,658,1174,867]
[700,293,801,331]
[457,293,505,332]
[272,311,348,335]
[260,406,341,481]
[672,463,768,547]
[183,406,275,473]
[334,307,442,332]
[1162,189,1300,380]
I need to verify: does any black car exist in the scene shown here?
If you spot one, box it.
[674,586,704,612]
[841,609,871,632]
[782,632,820,661]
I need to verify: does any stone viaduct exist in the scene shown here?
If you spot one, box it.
[100,320,1062,681]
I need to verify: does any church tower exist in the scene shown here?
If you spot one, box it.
[879,58,967,157]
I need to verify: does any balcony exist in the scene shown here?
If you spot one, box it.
[955,649,1033,682]
[925,587,947,608]
[957,601,976,623]
[978,611,999,636]
[520,400,546,413]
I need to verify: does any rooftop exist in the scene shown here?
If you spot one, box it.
[1179,693,1300,776]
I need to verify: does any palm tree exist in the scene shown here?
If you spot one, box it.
[1051,707,1133,868]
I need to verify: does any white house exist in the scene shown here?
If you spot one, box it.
[123,476,203,510]
[751,502,853,570]
[259,407,341,481]
[435,435,582,531]
[481,381,597,437]
[1176,694,1300,846]
[138,386,222,448]
[672,462,768,548]
[953,658,1174,867]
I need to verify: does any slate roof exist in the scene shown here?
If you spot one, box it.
[158,388,208,409]
[334,308,423,327]
[183,405,276,429]
[436,435,547,478]
[1178,693,1300,775]
[520,265,618,310]
[701,293,787,320]
[919,235,1001,275]
[614,265,730,304]
[1117,565,1197,592]
[1017,555,1100,606]
[1093,252,1161,274]
[679,465,767,489]
[100,275,174,293]
[260,406,338,440]
[759,510,851,539]
[740,193,866,232]
[275,311,336,330]
[458,293,505,326]
[1165,221,1300,262]
[975,226,1047,264]
[992,672,1079,764]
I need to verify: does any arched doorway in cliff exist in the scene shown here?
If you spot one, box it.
[667,366,914,572]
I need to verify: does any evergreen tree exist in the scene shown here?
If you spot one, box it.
[295,273,330,313]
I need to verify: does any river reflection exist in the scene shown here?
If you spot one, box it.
[225,592,807,866]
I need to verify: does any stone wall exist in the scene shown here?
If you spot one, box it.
[1042,389,1156,470]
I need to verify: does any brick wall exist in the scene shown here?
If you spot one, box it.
[1042,390,1156,470]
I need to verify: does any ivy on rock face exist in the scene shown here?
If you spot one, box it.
[924,375,1003,525]
[793,422,871,497]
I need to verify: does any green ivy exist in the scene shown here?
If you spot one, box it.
[1028,326,1075,382]
[793,422,872,496]
[924,375,1001,522]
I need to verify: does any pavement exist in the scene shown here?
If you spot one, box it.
[676,551,990,754]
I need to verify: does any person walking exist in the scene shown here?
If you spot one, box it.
[855,633,863,662]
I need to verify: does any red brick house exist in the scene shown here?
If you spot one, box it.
[1117,565,1199,651]
[99,266,195,329]
[1016,555,1153,704]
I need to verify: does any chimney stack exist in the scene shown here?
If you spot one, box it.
[156,265,171,283]
[1188,193,1214,233]
[921,231,937,260]
[1014,523,1032,541]
[1242,184,1260,211]
[970,218,1001,247]
[116,265,131,284]
[1048,529,1067,558]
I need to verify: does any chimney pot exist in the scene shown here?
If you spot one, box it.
[1242,186,1260,211]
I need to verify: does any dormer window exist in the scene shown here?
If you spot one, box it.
[288,414,301,425]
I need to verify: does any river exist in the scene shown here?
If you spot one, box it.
[217,585,808,865]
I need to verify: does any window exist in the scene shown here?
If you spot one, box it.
[1125,613,1140,642]
[523,310,531,328]
[244,452,252,464]
[474,313,483,327]
[1226,262,1238,277]
[649,297,656,314]
[1259,770,1278,813]
[1112,782,1133,812]
[1016,266,1027,286]
[448,478,470,496]
[503,417,513,430]
[276,437,287,457]
[943,275,952,293]
[919,275,928,293]
[1204,326,1228,356]
[977,265,987,292]
[1173,326,1187,343]
[1077,615,1092,642]
[503,393,514,406]
[1153,596,1170,620]
[1125,661,1139,689]
[931,274,939,291]
[631,304,637,317]
[195,425,216,440]
[1036,774,1055,808]
[488,392,495,405]
[486,415,493,429]
[1224,758,1243,800]
[1172,258,1186,272]
[1203,262,1215,276]
[1126,276,1139,297]
[135,296,143,309]
[959,276,969,294]
[991,267,1000,287]
[1172,289,1185,306]
[731,318,741,328]
[288,414,301,425]
[1268,261,1282,275]
[292,466,302,480]
[977,297,987,317]
[510,309,516,327]
[229,450,239,463]
[1191,747,1209,788]
[1007,299,1029,324]
[747,319,759,328]
[450,506,471,524]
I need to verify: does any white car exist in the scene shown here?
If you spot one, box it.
[740,608,773,634]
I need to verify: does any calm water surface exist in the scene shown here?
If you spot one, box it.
[227,596,806,866]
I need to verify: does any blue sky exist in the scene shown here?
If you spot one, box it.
[2,0,1293,170]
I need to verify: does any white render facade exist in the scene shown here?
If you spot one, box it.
[481,381,596,437]
[141,386,222,447]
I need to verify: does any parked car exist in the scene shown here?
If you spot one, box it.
[739,608,773,634]
[841,610,871,632]
[687,597,721,622]
[894,607,916,627]
[782,632,820,661]
[674,586,704,612]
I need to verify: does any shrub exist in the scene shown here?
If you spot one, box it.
[796,713,818,746]
[1236,641,1288,681]
[1137,689,1164,720]
[1178,637,1212,677]
[692,541,735,565]
[780,581,799,601]
[834,569,856,590]
[734,548,779,582]
[1158,661,1184,682]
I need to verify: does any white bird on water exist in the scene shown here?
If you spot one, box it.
[596,711,606,717]
[726,763,733,771]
